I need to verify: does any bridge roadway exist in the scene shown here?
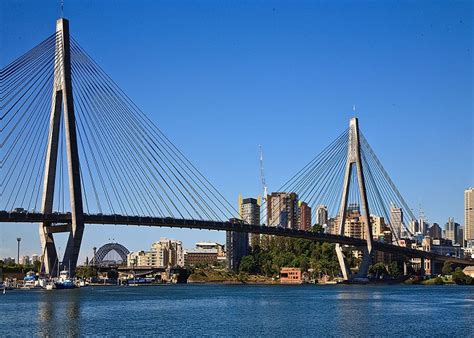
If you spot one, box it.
[1,211,473,266]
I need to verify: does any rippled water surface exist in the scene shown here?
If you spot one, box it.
[1,284,473,336]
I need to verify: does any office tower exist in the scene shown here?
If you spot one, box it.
[465,188,474,244]
[390,205,403,242]
[316,205,328,226]
[239,197,260,248]
[240,197,260,225]
[266,192,298,228]
[298,201,312,231]
[445,217,460,245]
[410,219,420,234]
[428,223,442,239]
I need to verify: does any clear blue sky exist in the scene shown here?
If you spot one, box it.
[1,0,472,262]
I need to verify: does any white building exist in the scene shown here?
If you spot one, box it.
[127,238,184,268]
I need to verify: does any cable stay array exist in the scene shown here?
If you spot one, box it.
[1,32,238,222]
[259,127,416,244]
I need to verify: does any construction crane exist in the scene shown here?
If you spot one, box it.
[259,145,268,204]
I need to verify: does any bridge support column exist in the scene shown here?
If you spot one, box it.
[403,261,408,276]
[420,258,425,277]
[39,18,84,276]
[336,118,374,281]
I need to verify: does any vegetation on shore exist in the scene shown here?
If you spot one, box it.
[405,261,473,285]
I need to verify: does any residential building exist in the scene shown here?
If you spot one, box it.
[465,188,474,244]
[195,242,225,257]
[127,238,184,268]
[19,256,30,265]
[31,254,40,263]
[445,218,460,245]
[184,249,218,266]
[127,250,157,267]
[343,204,366,239]
[266,192,298,228]
[316,205,328,226]
[298,201,312,231]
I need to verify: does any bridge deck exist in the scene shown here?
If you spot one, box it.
[1,211,472,266]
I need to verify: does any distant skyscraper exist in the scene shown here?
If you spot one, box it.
[240,197,260,225]
[316,205,328,226]
[410,219,420,234]
[390,205,403,242]
[445,217,460,245]
[239,197,260,248]
[298,201,312,231]
[465,188,474,244]
[266,192,298,228]
[428,223,442,239]
[371,215,386,238]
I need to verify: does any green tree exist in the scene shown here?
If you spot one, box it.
[452,267,472,285]
[239,256,258,274]
[388,262,400,278]
[75,265,98,279]
[369,263,388,279]
[442,261,453,275]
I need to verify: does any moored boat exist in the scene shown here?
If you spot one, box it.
[54,270,76,289]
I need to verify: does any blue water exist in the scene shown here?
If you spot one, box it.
[1,284,473,336]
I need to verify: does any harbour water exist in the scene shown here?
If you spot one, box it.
[1,284,473,336]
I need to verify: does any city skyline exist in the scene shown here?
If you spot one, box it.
[1,1,472,261]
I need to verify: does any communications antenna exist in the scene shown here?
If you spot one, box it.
[259,145,268,202]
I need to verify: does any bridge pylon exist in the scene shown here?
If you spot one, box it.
[39,18,85,276]
[335,117,374,281]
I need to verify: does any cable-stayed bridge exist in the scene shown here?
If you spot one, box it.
[1,18,472,280]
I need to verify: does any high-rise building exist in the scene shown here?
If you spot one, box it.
[226,219,249,272]
[371,215,387,238]
[240,197,260,225]
[428,223,442,239]
[390,205,403,242]
[445,218,460,245]
[239,197,260,248]
[316,205,328,226]
[419,218,429,235]
[266,192,298,228]
[410,219,420,234]
[344,204,366,239]
[298,201,312,231]
[465,188,474,245]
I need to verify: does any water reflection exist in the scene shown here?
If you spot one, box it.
[38,290,81,336]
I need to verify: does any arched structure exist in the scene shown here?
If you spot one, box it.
[92,242,130,266]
